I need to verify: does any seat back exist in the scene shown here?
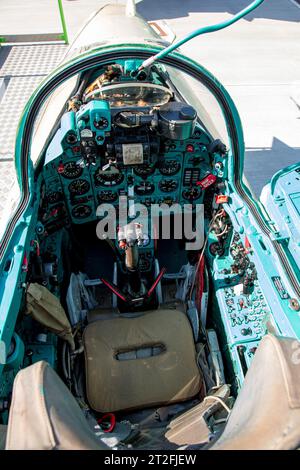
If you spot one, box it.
[6,361,105,450]
[211,334,300,450]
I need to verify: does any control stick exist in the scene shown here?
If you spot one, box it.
[118,222,146,294]
[100,223,165,308]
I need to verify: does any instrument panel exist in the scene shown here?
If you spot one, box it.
[41,130,213,229]
[40,98,224,233]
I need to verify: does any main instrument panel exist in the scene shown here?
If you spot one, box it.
[40,97,221,234]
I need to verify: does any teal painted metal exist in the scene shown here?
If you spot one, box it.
[12,44,246,190]
[0,44,241,374]
[261,163,300,275]
[76,100,111,143]
[5,43,295,281]
[0,41,300,396]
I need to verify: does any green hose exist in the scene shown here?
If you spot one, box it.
[139,0,265,70]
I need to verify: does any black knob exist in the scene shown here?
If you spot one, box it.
[241,328,252,336]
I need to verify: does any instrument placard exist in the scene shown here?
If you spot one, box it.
[122,143,143,165]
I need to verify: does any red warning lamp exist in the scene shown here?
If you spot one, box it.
[57,162,65,174]
[215,194,229,204]
[244,236,252,254]
[186,144,194,153]
[72,146,81,154]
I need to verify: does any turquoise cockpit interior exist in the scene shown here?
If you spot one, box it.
[1,46,300,450]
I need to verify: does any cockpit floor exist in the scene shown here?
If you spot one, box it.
[156,238,188,274]
[117,399,202,450]
[71,223,115,280]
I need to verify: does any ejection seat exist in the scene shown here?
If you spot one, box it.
[5,334,300,450]
[210,334,300,450]
[5,361,104,450]
[83,307,202,412]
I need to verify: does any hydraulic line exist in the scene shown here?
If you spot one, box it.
[139,0,265,71]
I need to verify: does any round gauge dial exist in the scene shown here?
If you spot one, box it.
[47,191,63,204]
[98,190,118,203]
[94,168,124,187]
[159,160,181,176]
[66,133,78,145]
[159,179,178,193]
[93,117,109,130]
[60,162,83,179]
[135,181,155,195]
[68,179,90,196]
[72,204,92,219]
[134,165,155,177]
[182,187,201,201]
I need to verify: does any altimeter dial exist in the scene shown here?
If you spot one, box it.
[60,162,83,179]
[134,165,155,177]
[94,168,124,186]
[159,160,181,176]
[97,190,118,203]
[46,191,63,204]
[159,179,178,193]
[182,187,201,201]
[135,181,155,195]
[72,204,92,219]
[68,179,90,196]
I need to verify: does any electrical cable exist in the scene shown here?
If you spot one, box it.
[203,395,231,414]
[189,210,224,300]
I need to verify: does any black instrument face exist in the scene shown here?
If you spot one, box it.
[133,165,155,177]
[68,179,90,195]
[66,133,78,145]
[135,181,155,195]
[60,162,83,179]
[159,160,181,176]
[94,117,109,130]
[94,168,124,186]
[71,204,92,219]
[159,179,178,193]
[182,187,201,201]
[47,191,63,204]
[97,190,118,203]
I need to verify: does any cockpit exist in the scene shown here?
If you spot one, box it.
[16,57,263,448]
[3,0,298,450]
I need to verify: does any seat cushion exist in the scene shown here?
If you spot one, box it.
[83,309,202,412]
